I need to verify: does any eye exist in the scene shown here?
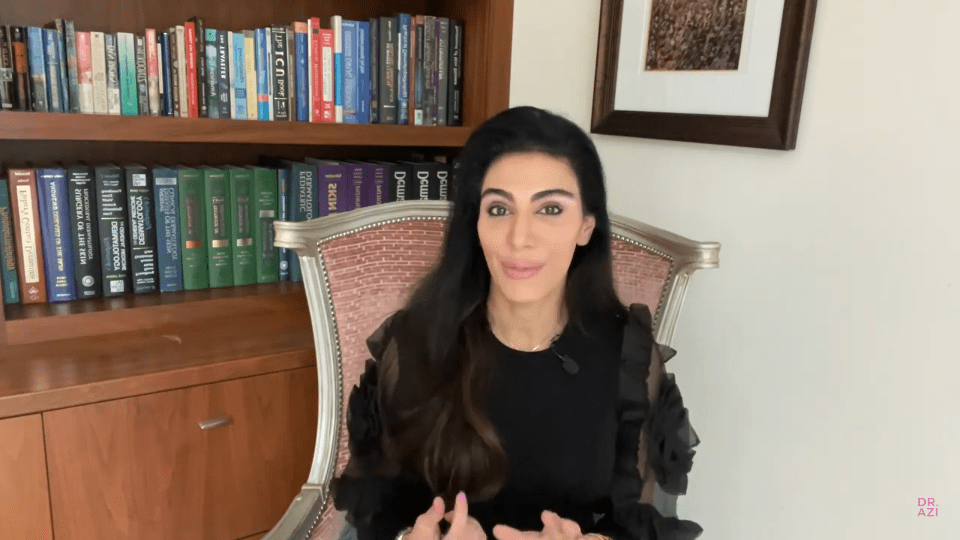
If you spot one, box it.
[486,204,509,217]
[539,205,563,216]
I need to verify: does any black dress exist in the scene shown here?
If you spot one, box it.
[331,304,703,540]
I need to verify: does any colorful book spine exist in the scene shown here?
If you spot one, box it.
[134,35,149,115]
[202,167,233,288]
[176,167,208,290]
[184,21,198,118]
[104,33,121,114]
[270,25,289,121]
[276,166,290,281]
[293,21,308,122]
[281,160,317,282]
[330,16,342,122]
[255,28,270,120]
[8,169,46,303]
[43,28,64,112]
[90,31,107,114]
[227,167,256,286]
[232,32,247,120]
[341,21,358,124]
[244,30,256,120]
[117,32,137,115]
[319,28,334,122]
[0,179,21,304]
[176,25,187,117]
[413,18,424,125]
[378,17,397,124]
[145,29,160,115]
[66,165,101,299]
[192,17,209,118]
[310,159,349,216]
[152,167,182,292]
[64,20,80,113]
[204,29,219,118]
[94,165,131,296]
[448,20,463,126]
[50,21,69,112]
[357,21,370,124]
[216,30,230,119]
[366,163,388,206]
[36,168,75,301]
[308,18,319,122]
[76,31,94,114]
[249,167,278,284]
[369,18,378,123]
[396,14,410,125]
[125,165,158,293]
[343,163,364,211]
[26,28,47,112]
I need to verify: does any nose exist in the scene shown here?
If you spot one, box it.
[507,211,534,249]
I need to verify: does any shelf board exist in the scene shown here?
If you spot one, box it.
[0,111,473,147]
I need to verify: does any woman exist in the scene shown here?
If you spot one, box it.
[331,106,702,540]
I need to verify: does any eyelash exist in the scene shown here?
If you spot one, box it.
[486,204,563,217]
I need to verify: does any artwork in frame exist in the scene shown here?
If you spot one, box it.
[592,0,818,150]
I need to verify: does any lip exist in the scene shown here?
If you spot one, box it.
[501,260,544,280]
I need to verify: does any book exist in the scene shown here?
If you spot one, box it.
[94,165,131,296]
[255,28,270,120]
[378,17,397,124]
[276,165,290,281]
[7,168,46,303]
[117,32,137,115]
[396,14,410,125]
[248,166,278,284]
[286,26,296,121]
[422,16,435,125]
[226,167,256,286]
[448,20,463,126]
[63,20,80,113]
[26,27,48,112]
[183,21,198,118]
[0,27,16,110]
[76,31,94,113]
[244,30,256,120]
[341,20,358,124]
[386,161,413,202]
[36,167,76,301]
[47,21,70,112]
[368,18,378,123]
[330,16,342,122]
[408,18,416,125]
[293,21,308,122]
[204,28,219,118]
[104,33,121,114]
[227,31,236,119]
[413,17,424,125]
[90,31,107,114]
[280,159,317,282]
[152,167,182,292]
[357,21,370,124]
[176,166,208,290]
[145,29,160,115]
[309,159,353,215]
[436,18,449,126]
[0,179,21,304]
[362,162,388,207]
[201,167,233,288]
[232,31,247,120]
[125,164,158,293]
[43,28,64,112]
[216,29,230,119]
[270,25,289,121]
[319,26,334,122]
[134,34,149,115]
[9,27,31,111]
[66,165,101,299]
[168,28,180,116]
[176,25,187,118]
[160,31,173,115]
[191,17,209,118]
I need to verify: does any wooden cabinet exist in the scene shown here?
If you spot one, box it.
[0,414,54,540]
[43,367,318,540]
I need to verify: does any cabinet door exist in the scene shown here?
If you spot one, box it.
[0,414,54,540]
[44,367,318,540]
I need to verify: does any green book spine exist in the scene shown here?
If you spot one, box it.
[118,33,138,115]
[202,167,233,288]
[250,167,278,284]
[227,167,256,286]
[0,179,21,304]
[176,167,209,290]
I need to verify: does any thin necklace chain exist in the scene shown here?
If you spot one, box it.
[488,316,566,352]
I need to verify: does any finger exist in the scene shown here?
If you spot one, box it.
[448,492,468,532]
[541,511,563,537]
[493,524,532,540]
[558,517,581,539]
[414,497,445,531]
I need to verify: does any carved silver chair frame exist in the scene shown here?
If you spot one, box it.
[265,200,719,540]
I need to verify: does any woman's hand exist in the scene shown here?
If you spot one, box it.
[492,511,594,540]
[405,492,486,540]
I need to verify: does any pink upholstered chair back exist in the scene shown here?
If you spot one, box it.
[264,201,719,540]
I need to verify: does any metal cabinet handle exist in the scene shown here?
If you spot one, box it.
[199,416,233,430]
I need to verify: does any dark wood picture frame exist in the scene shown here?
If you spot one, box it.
[592,0,818,150]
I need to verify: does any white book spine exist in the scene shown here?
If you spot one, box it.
[176,25,187,118]
[227,31,236,119]
[331,15,342,123]
[244,31,256,119]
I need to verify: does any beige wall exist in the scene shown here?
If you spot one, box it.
[510,1,960,538]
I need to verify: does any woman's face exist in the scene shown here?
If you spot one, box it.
[477,152,596,306]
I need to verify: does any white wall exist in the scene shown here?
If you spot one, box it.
[510,1,960,538]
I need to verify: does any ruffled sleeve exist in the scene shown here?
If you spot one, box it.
[331,311,411,540]
[592,304,703,540]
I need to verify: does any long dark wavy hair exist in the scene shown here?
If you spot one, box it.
[379,106,628,504]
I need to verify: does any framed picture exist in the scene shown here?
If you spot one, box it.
[592,0,818,150]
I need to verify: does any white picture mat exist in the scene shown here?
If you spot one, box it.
[613,0,785,117]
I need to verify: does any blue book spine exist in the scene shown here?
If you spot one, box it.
[160,33,174,115]
[152,168,183,292]
[357,22,370,124]
[55,21,70,112]
[397,14,410,125]
[118,33,138,115]
[295,27,308,121]
[0,180,21,304]
[43,29,64,112]
[341,21,358,123]
[36,169,76,301]
[334,28,342,120]
[205,29,221,119]
[277,167,290,281]
[255,28,270,120]
[232,32,247,120]
[27,28,48,111]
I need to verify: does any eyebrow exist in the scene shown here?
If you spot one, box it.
[480,188,577,202]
